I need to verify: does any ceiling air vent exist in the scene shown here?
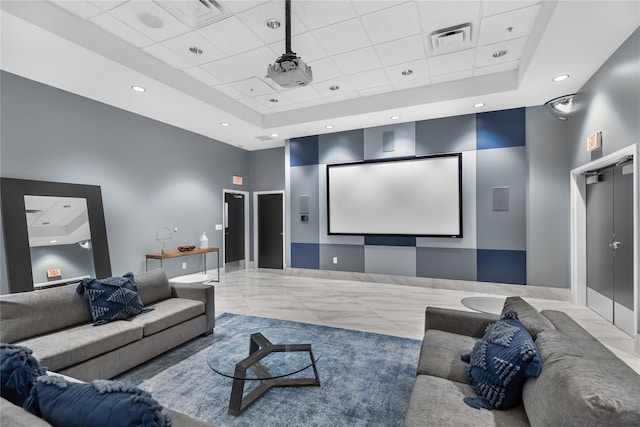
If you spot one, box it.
[255,135,275,141]
[430,23,472,54]
[154,0,229,28]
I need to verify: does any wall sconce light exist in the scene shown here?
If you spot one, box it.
[156,227,173,254]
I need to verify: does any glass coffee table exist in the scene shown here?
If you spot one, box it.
[207,327,322,416]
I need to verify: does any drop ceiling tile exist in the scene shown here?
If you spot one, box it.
[237,96,269,111]
[392,77,430,90]
[313,77,355,97]
[312,19,370,55]
[357,85,394,97]
[430,70,472,84]
[360,2,421,45]
[325,91,361,102]
[417,1,481,34]
[374,35,426,66]
[293,1,357,30]
[107,1,191,42]
[482,1,542,17]
[333,47,382,75]
[219,1,269,15]
[347,69,390,91]
[478,4,541,46]
[161,31,225,65]
[50,1,102,19]
[307,57,343,83]
[429,48,475,76]
[385,59,429,83]
[230,77,277,97]
[201,45,277,83]
[184,66,223,86]
[89,1,127,12]
[143,44,193,69]
[215,84,248,99]
[271,104,301,113]
[90,13,154,47]
[197,16,264,56]
[297,98,326,108]
[253,92,295,108]
[353,0,409,16]
[474,60,519,76]
[280,85,323,102]
[475,36,527,67]
[269,32,328,62]
[238,0,306,45]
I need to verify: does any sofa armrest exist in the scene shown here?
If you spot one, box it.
[425,307,499,338]
[171,283,215,335]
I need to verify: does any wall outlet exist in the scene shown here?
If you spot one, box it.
[182,262,187,269]
[215,224,223,231]
[333,257,338,264]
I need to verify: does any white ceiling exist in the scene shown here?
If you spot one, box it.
[1,1,639,150]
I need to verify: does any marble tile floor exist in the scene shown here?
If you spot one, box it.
[213,269,640,374]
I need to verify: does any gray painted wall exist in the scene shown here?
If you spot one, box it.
[563,28,640,331]
[30,244,94,284]
[0,71,250,293]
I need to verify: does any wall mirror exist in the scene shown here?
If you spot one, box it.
[1,178,111,293]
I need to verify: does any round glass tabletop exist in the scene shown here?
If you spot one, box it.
[207,327,322,381]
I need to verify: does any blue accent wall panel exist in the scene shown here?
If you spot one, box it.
[319,129,364,164]
[477,249,526,285]
[290,135,319,166]
[291,243,320,269]
[476,108,525,150]
[365,236,416,247]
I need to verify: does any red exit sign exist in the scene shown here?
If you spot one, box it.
[587,131,602,151]
[47,269,61,278]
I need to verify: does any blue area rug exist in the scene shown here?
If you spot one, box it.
[115,313,420,427]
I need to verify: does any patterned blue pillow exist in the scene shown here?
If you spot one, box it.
[461,311,542,410]
[76,273,146,325]
[0,344,47,406]
[23,375,171,427]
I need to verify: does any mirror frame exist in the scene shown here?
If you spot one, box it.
[1,178,111,293]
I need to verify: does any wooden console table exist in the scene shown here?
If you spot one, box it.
[145,247,220,282]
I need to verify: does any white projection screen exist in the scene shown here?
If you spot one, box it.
[327,154,462,237]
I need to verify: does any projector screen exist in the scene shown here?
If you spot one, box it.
[327,154,462,237]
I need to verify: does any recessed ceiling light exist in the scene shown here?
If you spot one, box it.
[131,85,146,92]
[401,69,413,76]
[492,50,507,58]
[326,125,334,129]
[473,103,485,108]
[189,46,203,55]
[266,18,281,29]
[329,85,340,91]
[391,115,401,120]
[220,122,230,127]
[271,133,279,137]
[269,98,279,103]
[553,74,570,82]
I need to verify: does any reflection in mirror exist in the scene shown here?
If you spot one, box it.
[25,195,95,288]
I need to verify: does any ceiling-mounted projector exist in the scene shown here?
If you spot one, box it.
[267,53,312,88]
[267,0,312,88]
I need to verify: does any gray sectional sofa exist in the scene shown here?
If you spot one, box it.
[0,268,215,381]
[404,296,640,426]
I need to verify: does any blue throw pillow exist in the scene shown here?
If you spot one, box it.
[0,344,47,407]
[76,273,146,325]
[23,376,171,427]
[461,311,542,410]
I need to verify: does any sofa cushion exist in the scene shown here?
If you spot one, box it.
[18,321,143,372]
[134,269,173,306]
[404,375,530,427]
[461,311,542,410]
[130,298,205,337]
[0,344,47,407]
[0,284,91,343]
[417,329,478,384]
[76,273,146,325]
[501,297,555,339]
[523,329,640,427]
[24,375,171,427]
[0,397,53,427]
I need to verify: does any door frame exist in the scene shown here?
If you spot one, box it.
[570,144,638,338]
[223,189,250,271]
[253,190,286,269]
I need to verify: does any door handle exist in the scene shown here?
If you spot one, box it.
[609,241,621,250]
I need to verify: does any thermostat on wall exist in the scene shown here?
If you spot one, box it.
[587,131,602,152]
